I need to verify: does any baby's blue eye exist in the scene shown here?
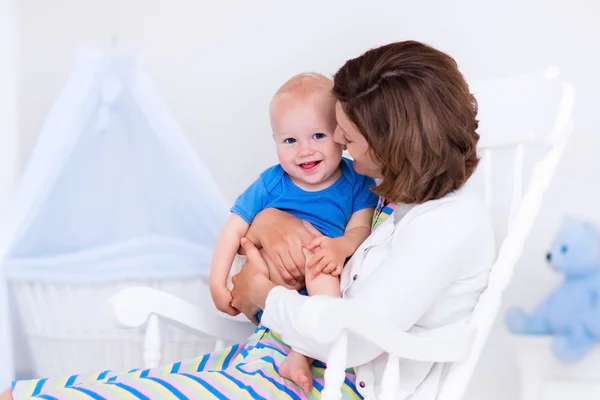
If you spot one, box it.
[561,245,568,254]
[284,138,296,144]
[313,133,326,140]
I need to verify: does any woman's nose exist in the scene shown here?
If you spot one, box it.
[332,130,343,145]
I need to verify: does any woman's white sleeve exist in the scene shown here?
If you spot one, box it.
[260,211,481,367]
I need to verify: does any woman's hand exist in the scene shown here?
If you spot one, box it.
[231,238,276,325]
[245,208,322,285]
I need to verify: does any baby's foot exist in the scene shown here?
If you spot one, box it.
[279,351,313,393]
[0,388,13,400]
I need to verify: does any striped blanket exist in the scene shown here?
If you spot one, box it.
[13,326,362,399]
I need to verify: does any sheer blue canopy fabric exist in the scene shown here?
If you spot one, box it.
[1,46,228,283]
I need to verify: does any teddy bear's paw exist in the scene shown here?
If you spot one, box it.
[583,313,600,338]
[552,336,592,363]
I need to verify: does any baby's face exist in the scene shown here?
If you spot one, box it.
[271,93,343,188]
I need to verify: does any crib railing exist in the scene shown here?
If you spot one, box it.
[109,286,255,367]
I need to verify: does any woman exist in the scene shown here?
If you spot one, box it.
[2,40,495,400]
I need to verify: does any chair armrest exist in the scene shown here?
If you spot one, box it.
[109,286,255,343]
[297,298,476,363]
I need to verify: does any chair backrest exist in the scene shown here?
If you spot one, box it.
[437,68,575,400]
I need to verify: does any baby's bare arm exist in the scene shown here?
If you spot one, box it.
[304,245,342,298]
[340,207,374,254]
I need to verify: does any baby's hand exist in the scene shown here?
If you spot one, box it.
[305,237,351,278]
[210,285,240,316]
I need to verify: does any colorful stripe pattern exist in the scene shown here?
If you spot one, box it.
[371,196,397,231]
[13,326,363,399]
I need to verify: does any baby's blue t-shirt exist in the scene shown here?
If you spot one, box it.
[231,158,378,237]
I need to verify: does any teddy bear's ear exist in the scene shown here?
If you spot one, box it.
[583,220,600,237]
[556,216,592,241]
[560,215,580,231]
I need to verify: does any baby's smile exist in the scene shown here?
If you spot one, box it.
[298,160,322,173]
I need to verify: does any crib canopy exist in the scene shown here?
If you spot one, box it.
[1,45,229,283]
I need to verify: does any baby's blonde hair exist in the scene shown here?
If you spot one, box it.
[273,72,333,100]
[270,72,335,120]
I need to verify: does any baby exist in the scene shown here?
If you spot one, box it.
[209,72,377,392]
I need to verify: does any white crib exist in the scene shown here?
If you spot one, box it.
[1,46,232,379]
[109,68,575,399]
[10,277,223,378]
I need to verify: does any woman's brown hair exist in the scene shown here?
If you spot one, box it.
[332,40,480,204]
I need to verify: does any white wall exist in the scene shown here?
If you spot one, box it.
[14,0,600,397]
[0,0,18,213]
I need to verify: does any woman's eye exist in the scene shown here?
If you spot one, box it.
[313,133,326,140]
[284,138,296,144]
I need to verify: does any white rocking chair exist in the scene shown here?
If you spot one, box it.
[109,67,575,399]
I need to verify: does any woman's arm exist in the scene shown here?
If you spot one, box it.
[244,208,320,284]
[256,210,492,367]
